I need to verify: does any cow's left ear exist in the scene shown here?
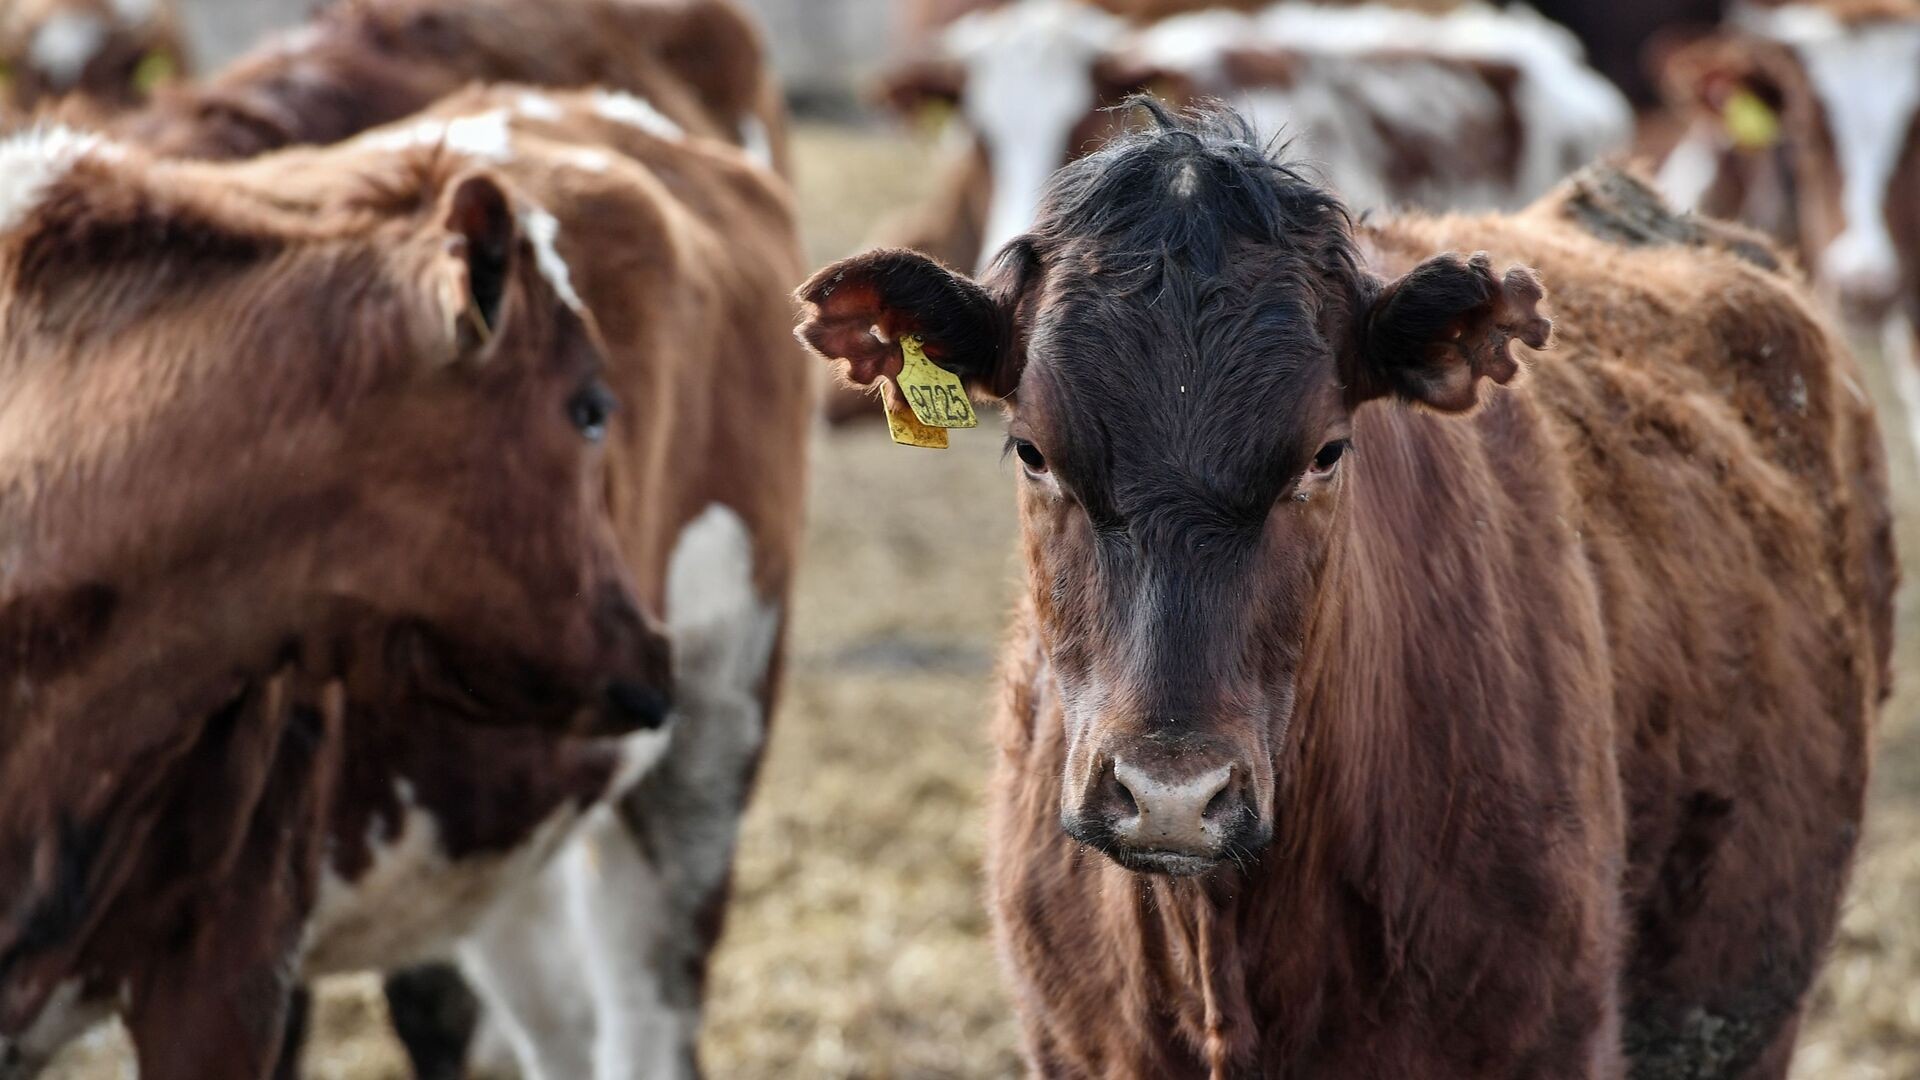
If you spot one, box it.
[436,172,517,354]
[1352,251,1550,413]
[794,247,1015,397]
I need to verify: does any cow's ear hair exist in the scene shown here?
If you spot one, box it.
[794,248,1009,395]
[438,172,516,351]
[1655,32,1788,126]
[1353,251,1549,413]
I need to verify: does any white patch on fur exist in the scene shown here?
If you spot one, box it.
[1657,125,1726,211]
[29,12,106,88]
[591,90,684,141]
[738,114,774,170]
[515,91,566,122]
[0,979,110,1073]
[1128,1,1630,212]
[360,109,515,163]
[523,207,586,313]
[939,0,1128,271]
[1751,6,1920,305]
[301,782,583,974]
[0,127,119,237]
[564,807,696,1080]
[561,147,614,174]
[451,505,774,1080]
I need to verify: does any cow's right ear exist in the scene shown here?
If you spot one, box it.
[436,172,517,355]
[794,248,1008,396]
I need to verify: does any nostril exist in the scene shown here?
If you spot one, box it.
[1202,769,1236,822]
[605,680,671,730]
[1108,761,1139,818]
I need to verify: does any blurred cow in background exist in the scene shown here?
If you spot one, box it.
[821,0,1628,422]
[0,77,811,1079]
[880,0,1628,274]
[1,1,811,1077]
[1657,0,1920,446]
[114,0,787,175]
[0,0,188,122]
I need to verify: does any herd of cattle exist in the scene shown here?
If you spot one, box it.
[0,0,1913,1078]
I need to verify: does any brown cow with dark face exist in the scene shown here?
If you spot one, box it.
[797,105,1891,1078]
[0,0,188,122]
[0,81,810,1080]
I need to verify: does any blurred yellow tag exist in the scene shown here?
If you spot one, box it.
[884,394,949,449]
[133,51,177,95]
[1723,88,1780,151]
[896,333,977,430]
[915,98,954,138]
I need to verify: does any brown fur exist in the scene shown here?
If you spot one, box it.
[0,81,810,1077]
[796,108,1889,1078]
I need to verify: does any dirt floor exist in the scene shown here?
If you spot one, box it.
[45,121,1920,1079]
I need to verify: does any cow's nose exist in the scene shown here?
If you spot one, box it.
[1107,760,1239,857]
[604,680,672,731]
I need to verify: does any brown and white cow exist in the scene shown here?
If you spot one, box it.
[823,0,1629,426]
[878,0,1631,275]
[1657,1,1920,408]
[796,105,1891,1077]
[111,0,786,176]
[0,0,187,122]
[0,81,810,1080]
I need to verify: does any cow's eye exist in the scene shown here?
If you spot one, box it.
[1310,439,1349,475]
[1013,438,1048,475]
[567,381,617,441]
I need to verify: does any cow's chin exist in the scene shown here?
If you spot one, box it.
[386,621,608,735]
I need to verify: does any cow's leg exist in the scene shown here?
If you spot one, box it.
[564,806,698,1080]
[383,963,480,1080]
[455,851,597,1080]
[587,504,785,1079]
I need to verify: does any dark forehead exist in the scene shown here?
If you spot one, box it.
[1013,110,1363,504]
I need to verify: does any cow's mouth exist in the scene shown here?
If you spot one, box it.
[1061,813,1270,878]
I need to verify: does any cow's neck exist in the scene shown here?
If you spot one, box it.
[1127,402,1571,1050]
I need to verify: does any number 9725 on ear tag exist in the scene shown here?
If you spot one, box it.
[895,333,978,431]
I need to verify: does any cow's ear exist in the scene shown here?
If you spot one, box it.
[437,172,516,353]
[1655,32,1789,145]
[1353,251,1549,413]
[794,248,1010,396]
[878,57,965,118]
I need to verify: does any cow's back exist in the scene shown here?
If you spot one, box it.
[1369,167,1890,1077]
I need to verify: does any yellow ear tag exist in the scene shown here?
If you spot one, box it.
[895,333,978,429]
[1723,88,1780,151]
[133,51,177,95]
[915,98,955,139]
[883,393,949,449]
